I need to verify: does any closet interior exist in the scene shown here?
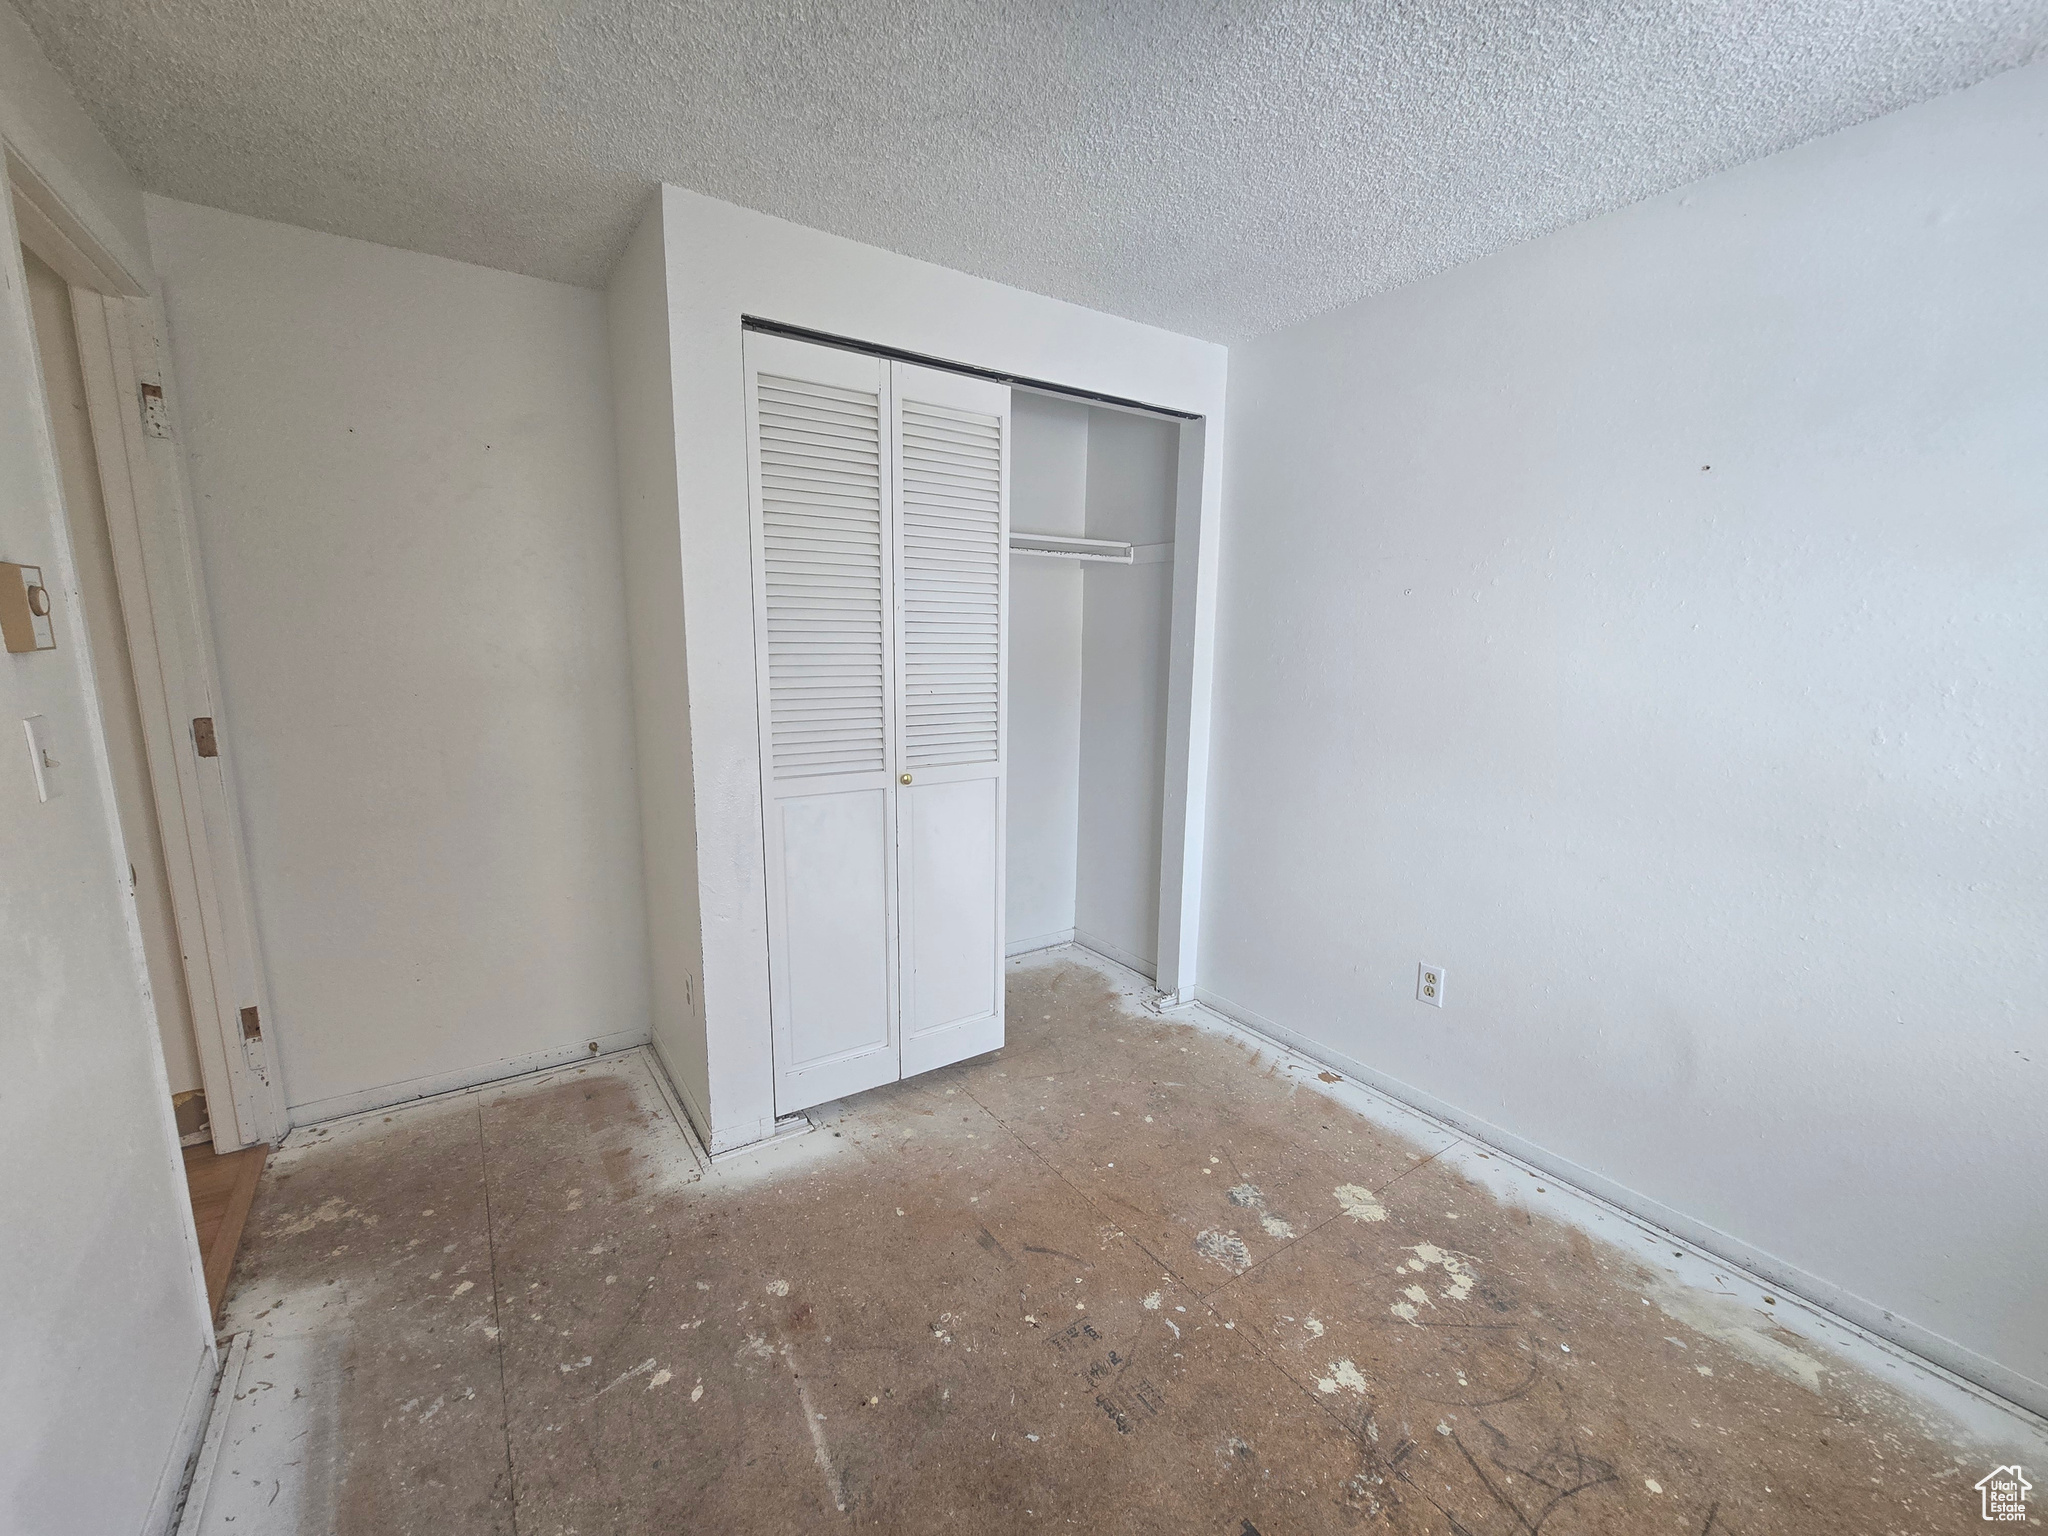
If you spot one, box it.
[1005,389,1179,981]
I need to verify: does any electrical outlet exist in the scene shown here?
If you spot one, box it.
[1417,963,1445,1007]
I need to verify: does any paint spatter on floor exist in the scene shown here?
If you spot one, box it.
[595,1357,658,1398]
[647,1369,672,1390]
[765,1278,790,1297]
[1405,1243,1476,1301]
[785,1346,846,1513]
[1302,1317,1325,1339]
[1642,1270,1825,1392]
[1141,1291,1163,1310]
[1334,1184,1386,1222]
[1225,1181,1297,1240]
[1315,1359,1369,1396]
[1195,1231,1251,1272]
[270,1195,364,1236]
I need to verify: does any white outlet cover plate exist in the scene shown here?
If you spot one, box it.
[1418,963,1445,1007]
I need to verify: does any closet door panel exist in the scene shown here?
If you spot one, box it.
[776,787,893,1068]
[892,362,1008,1075]
[899,775,1001,1073]
[747,333,900,1112]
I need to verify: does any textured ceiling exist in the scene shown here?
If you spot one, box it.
[14,0,2046,340]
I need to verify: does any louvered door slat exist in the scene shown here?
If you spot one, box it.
[898,398,1003,770]
[759,374,887,781]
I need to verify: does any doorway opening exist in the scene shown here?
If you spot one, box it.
[13,154,290,1308]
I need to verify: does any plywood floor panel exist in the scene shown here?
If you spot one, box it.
[188,956,2042,1534]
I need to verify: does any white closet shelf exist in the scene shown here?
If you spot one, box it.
[1009,532,1173,564]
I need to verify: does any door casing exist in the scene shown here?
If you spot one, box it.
[13,158,289,1149]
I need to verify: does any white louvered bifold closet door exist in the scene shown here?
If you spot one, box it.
[746,334,901,1109]
[891,362,1009,1078]
[747,336,1010,1113]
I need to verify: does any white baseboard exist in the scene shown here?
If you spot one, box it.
[1188,984,2048,1425]
[143,1339,223,1536]
[1072,929,1156,981]
[1006,927,1075,957]
[642,1031,799,1158]
[286,1027,651,1126]
[709,1112,815,1162]
[169,1332,249,1536]
[643,1034,716,1152]
[698,1109,794,1157]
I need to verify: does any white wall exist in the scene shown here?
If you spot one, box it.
[0,14,217,1531]
[1204,62,2048,1411]
[643,185,1227,1148]
[1075,408,1178,974]
[146,197,652,1119]
[607,206,708,1119]
[1004,391,1087,951]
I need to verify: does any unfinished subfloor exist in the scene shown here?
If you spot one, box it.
[194,952,2043,1533]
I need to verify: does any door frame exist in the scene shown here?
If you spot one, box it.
[12,160,290,1149]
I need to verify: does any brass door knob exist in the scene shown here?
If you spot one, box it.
[900,773,913,785]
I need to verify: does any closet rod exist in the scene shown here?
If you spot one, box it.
[741,316,1199,422]
[1009,533,1135,563]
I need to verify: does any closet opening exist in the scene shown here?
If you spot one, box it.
[740,323,1207,1115]
[1005,388,1181,980]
